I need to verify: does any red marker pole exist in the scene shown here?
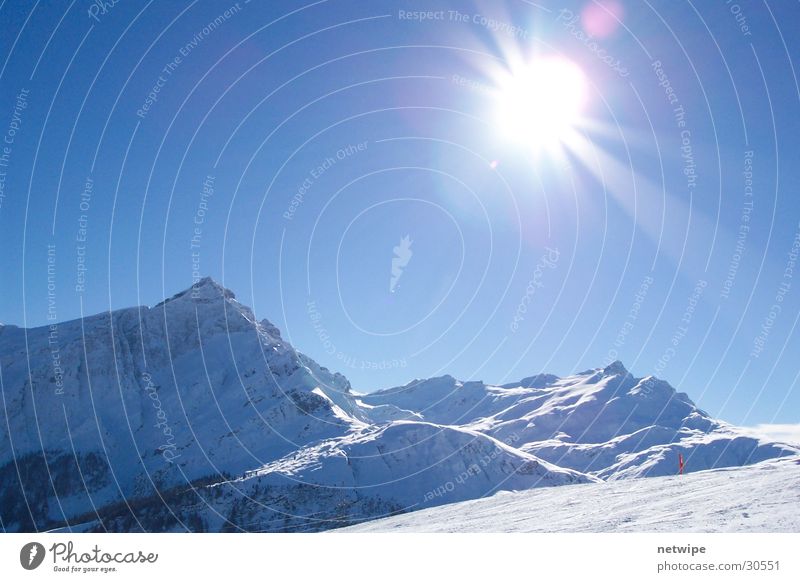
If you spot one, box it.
[678,453,685,475]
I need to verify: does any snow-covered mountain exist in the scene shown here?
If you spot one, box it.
[1,278,796,532]
[1,278,368,530]
[360,362,796,479]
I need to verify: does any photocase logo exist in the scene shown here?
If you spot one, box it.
[19,542,46,570]
[390,235,413,292]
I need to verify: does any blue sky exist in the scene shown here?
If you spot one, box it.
[1,0,799,426]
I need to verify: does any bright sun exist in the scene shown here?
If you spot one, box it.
[494,57,588,153]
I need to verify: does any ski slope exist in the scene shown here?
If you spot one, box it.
[341,456,800,533]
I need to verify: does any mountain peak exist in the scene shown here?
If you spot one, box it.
[601,360,629,376]
[155,277,235,307]
[191,276,235,298]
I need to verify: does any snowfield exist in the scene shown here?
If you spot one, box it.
[341,456,800,533]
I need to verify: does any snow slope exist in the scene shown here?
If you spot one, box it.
[340,456,800,533]
[152,421,592,533]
